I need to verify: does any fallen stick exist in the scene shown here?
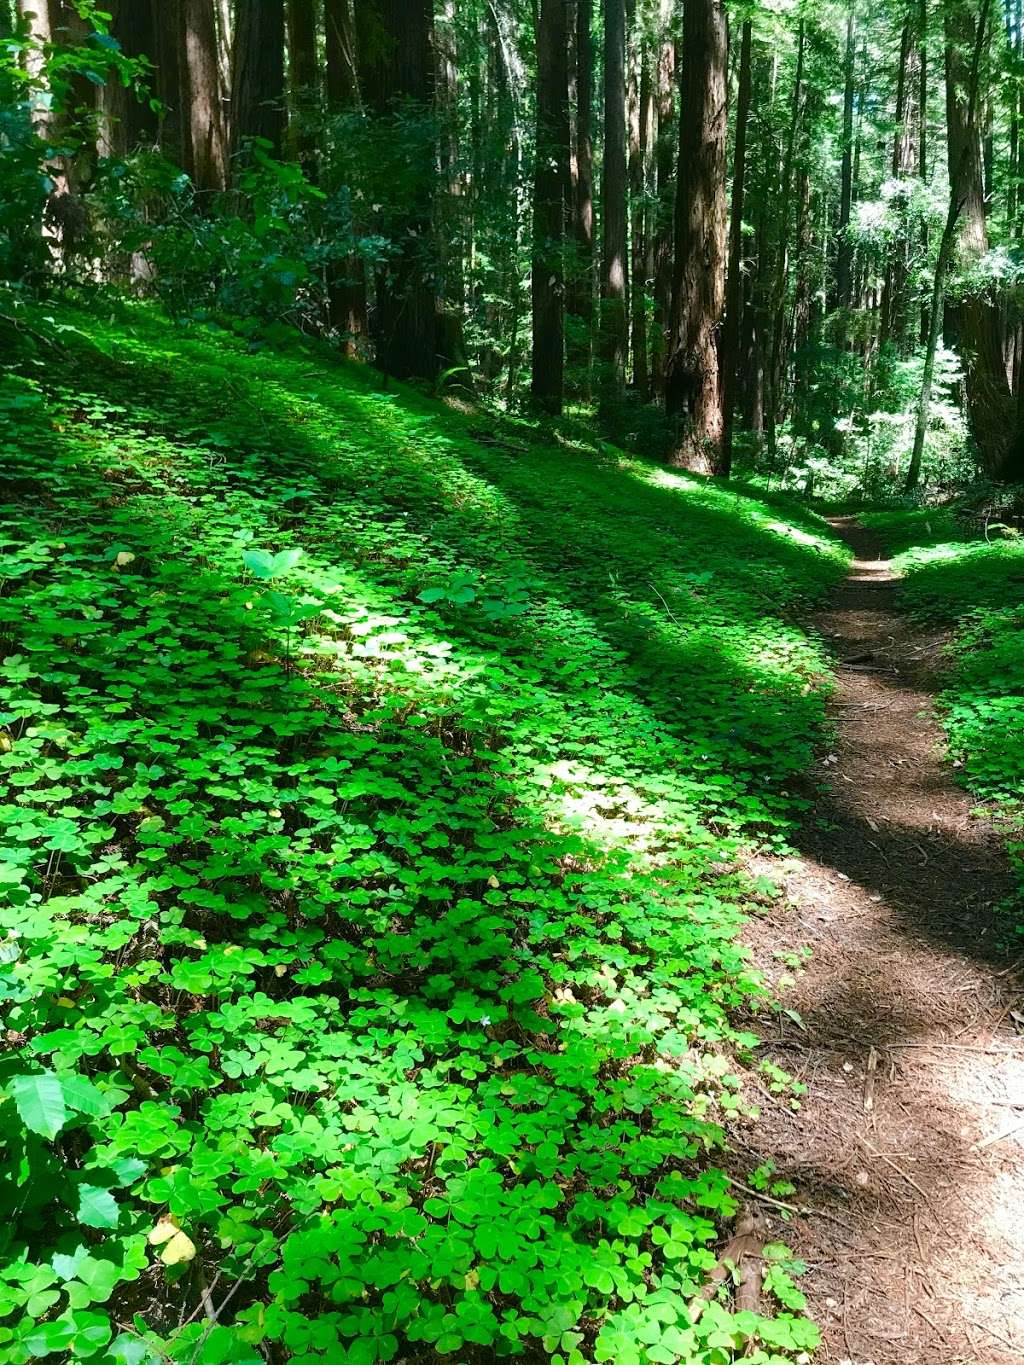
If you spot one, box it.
[856,1134,932,1206]
[971,1120,1024,1152]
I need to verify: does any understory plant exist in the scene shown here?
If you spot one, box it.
[0,303,846,1362]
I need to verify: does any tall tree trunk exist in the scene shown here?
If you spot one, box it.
[101,1,159,155]
[650,6,675,396]
[230,0,285,161]
[835,9,856,309]
[568,0,594,371]
[880,8,915,352]
[182,0,227,192]
[630,40,653,392]
[531,0,570,412]
[600,0,628,400]
[325,0,366,353]
[152,0,186,167]
[720,15,752,476]
[665,0,728,472]
[909,0,998,488]
[325,0,358,108]
[27,0,95,267]
[286,0,319,178]
[360,0,441,382]
[765,19,805,460]
[436,1,465,316]
[919,0,929,340]
[945,0,1023,479]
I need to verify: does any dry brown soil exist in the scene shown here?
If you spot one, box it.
[742,517,1024,1365]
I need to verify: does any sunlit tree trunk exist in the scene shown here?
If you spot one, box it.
[650,7,675,397]
[183,0,227,192]
[835,8,855,310]
[666,0,728,471]
[720,15,752,476]
[944,0,1024,479]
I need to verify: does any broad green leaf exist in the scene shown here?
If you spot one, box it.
[8,1072,68,1140]
[77,1184,120,1230]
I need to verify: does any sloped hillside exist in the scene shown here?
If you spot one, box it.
[0,307,846,1364]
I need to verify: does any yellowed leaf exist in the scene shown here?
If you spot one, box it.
[114,551,135,567]
[148,1216,178,1246]
[160,1229,197,1265]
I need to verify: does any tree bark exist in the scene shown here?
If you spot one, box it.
[879,8,915,352]
[720,15,752,476]
[567,0,594,358]
[665,0,728,472]
[325,0,366,352]
[182,0,227,192]
[600,0,628,399]
[101,1,159,155]
[764,19,804,460]
[325,0,359,109]
[286,0,319,178]
[360,0,441,382]
[650,6,675,396]
[531,0,570,412]
[630,39,653,392]
[230,0,285,161]
[835,9,855,310]
[944,0,1023,479]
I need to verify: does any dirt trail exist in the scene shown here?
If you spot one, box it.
[744,517,1024,1364]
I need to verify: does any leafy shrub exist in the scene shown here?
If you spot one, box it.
[884,523,1024,916]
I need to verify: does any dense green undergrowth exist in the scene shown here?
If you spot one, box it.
[864,508,1024,913]
[0,302,848,1364]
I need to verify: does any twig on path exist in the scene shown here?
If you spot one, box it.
[726,1177,805,1215]
[887,1041,1022,1055]
[910,1298,949,1342]
[725,1177,856,1231]
[856,1134,933,1206]
[971,1120,1024,1152]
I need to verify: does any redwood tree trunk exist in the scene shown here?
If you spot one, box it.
[230,0,285,161]
[102,1,159,154]
[720,15,752,476]
[325,0,359,109]
[945,0,1023,479]
[567,0,594,361]
[286,0,319,178]
[665,0,728,472]
[630,42,653,392]
[325,0,367,352]
[182,0,227,192]
[835,8,855,309]
[879,10,915,352]
[531,0,570,412]
[650,13,675,396]
[359,0,440,381]
[600,0,628,399]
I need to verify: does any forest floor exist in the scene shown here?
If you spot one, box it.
[745,518,1024,1365]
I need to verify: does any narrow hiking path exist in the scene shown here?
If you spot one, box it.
[745,517,1024,1365]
